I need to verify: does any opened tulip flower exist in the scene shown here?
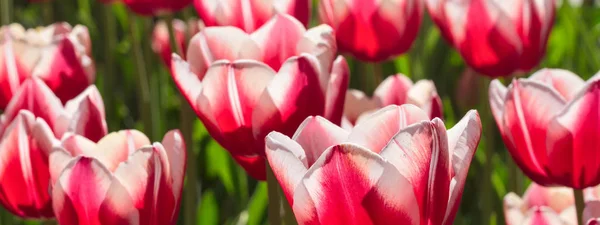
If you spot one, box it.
[170,14,348,180]
[0,22,95,109]
[34,127,186,225]
[426,0,555,76]
[194,0,311,33]
[504,182,577,225]
[490,68,600,188]
[266,105,481,225]
[319,0,422,61]
[152,19,203,67]
[343,74,443,127]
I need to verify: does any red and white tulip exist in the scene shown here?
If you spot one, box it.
[319,0,423,61]
[426,0,555,77]
[504,183,576,225]
[194,0,311,33]
[343,74,443,127]
[152,19,204,67]
[489,68,600,188]
[266,105,481,225]
[0,23,95,109]
[170,15,348,180]
[36,128,186,225]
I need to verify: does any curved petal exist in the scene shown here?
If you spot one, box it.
[160,130,187,204]
[265,131,309,205]
[584,201,600,225]
[56,85,107,142]
[193,0,273,33]
[521,207,572,225]
[0,110,53,218]
[1,78,62,137]
[504,193,526,225]
[201,60,275,156]
[252,54,326,155]
[292,116,348,166]
[95,130,151,171]
[379,119,451,225]
[406,80,443,119]
[292,144,420,225]
[374,74,413,107]
[275,0,312,27]
[343,89,378,125]
[443,110,481,224]
[522,182,574,214]
[546,79,600,188]
[489,79,508,134]
[231,153,266,180]
[296,24,337,77]
[347,104,429,153]
[186,27,261,78]
[529,69,585,101]
[0,28,29,109]
[323,56,349,125]
[251,14,306,71]
[52,157,138,225]
[503,79,565,185]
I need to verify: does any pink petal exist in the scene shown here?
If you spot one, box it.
[323,56,349,125]
[193,0,273,33]
[152,19,187,67]
[0,110,53,218]
[265,131,310,206]
[489,79,508,134]
[546,79,600,188]
[275,0,312,27]
[186,27,261,78]
[252,54,325,156]
[0,28,29,109]
[251,14,306,71]
[374,74,413,107]
[503,79,565,185]
[200,60,275,157]
[443,110,481,224]
[522,182,574,214]
[343,89,378,125]
[379,119,451,225]
[584,201,600,225]
[1,78,62,137]
[529,69,584,101]
[292,144,420,225]
[159,130,187,209]
[406,80,443,119]
[504,193,526,225]
[292,116,349,166]
[52,157,138,225]
[231,154,266,180]
[95,130,151,171]
[347,104,429,153]
[517,0,556,72]
[521,207,572,225]
[56,85,107,142]
[296,24,337,77]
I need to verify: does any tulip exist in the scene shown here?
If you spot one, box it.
[170,14,348,180]
[489,68,600,188]
[265,105,481,225]
[344,74,443,127]
[121,0,192,16]
[194,0,311,33]
[152,19,204,67]
[426,0,555,77]
[318,0,423,61]
[35,127,187,225]
[0,22,95,109]
[0,78,107,142]
[504,183,576,225]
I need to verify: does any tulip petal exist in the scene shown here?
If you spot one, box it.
[275,0,312,27]
[379,119,451,225]
[231,154,266,180]
[0,110,53,218]
[292,144,420,225]
[406,80,443,119]
[56,85,107,142]
[265,131,309,205]
[521,207,571,225]
[503,79,565,185]
[296,24,337,78]
[323,56,349,125]
[343,89,378,125]
[53,157,138,225]
[504,192,526,225]
[251,14,306,71]
[584,201,600,225]
[374,74,413,107]
[201,60,275,156]
[546,79,600,188]
[0,29,28,109]
[193,0,273,33]
[186,27,261,78]
[489,79,507,134]
[347,104,429,153]
[1,78,62,137]
[529,69,585,101]
[443,110,481,224]
[252,55,326,154]
[95,130,151,171]
[292,116,348,166]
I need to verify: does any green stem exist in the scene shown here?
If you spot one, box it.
[266,162,282,225]
[164,15,183,56]
[574,189,585,225]
[282,195,298,225]
[42,219,58,225]
[126,12,153,137]
[1,0,11,25]
[102,5,117,131]
[480,76,495,224]
[371,62,383,89]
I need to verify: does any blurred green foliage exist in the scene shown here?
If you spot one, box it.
[2,0,600,224]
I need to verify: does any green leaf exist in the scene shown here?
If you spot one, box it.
[247,182,268,225]
[197,190,219,225]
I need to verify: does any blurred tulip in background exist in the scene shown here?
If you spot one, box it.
[152,18,204,67]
